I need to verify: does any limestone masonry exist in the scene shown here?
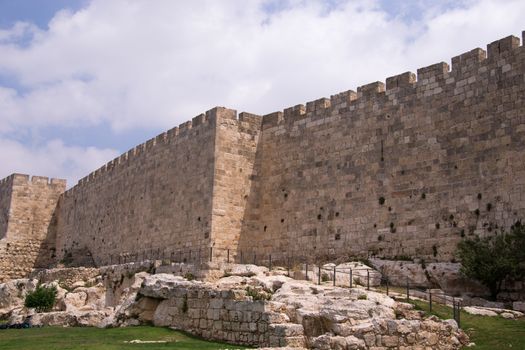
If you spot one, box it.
[1,32,525,282]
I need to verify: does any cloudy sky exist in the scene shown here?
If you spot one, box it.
[0,0,523,187]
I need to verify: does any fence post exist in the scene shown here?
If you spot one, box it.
[269,254,272,271]
[452,298,456,321]
[287,257,290,277]
[305,263,309,281]
[386,276,389,296]
[253,252,256,265]
[227,249,230,263]
[241,251,244,264]
[429,291,433,313]
[209,247,213,262]
[457,301,461,328]
[349,269,353,288]
[367,270,370,290]
[333,265,336,287]
[406,277,410,302]
[318,265,321,285]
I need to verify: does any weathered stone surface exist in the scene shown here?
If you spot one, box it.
[3,264,470,349]
[513,301,525,313]
[0,278,38,317]
[463,306,498,317]
[0,175,65,282]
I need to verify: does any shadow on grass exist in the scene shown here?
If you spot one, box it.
[0,325,253,350]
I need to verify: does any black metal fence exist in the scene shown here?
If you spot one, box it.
[100,247,462,327]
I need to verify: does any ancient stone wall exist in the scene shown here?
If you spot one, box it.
[0,175,14,240]
[0,174,66,282]
[55,109,223,266]
[2,33,525,276]
[238,34,525,262]
[210,111,262,260]
[54,107,261,267]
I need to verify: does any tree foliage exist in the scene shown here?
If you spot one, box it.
[457,221,525,300]
[24,285,57,313]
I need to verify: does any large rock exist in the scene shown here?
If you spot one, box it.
[0,278,38,317]
[463,306,498,317]
[140,274,197,299]
[513,301,525,313]
[227,264,269,277]
[369,259,489,296]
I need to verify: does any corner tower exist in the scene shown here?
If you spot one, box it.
[0,174,66,282]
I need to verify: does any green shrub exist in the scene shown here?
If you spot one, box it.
[457,221,525,300]
[321,273,330,282]
[24,285,57,313]
[245,287,271,301]
[357,294,368,300]
[183,272,195,281]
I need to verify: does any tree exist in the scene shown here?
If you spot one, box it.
[457,221,525,300]
[24,285,57,313]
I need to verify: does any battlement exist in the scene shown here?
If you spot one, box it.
[261,33,524,130]
[63,106,263,196]
[0,173,66,188]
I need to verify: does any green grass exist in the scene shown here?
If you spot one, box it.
[410,299,525,350]
[0,326,249,350]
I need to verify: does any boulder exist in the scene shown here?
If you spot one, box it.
[227,264,269,277]
[0,278,38,317]
[513,301,525,313]
[140,274,197,299]
[463,306,498,317]
[63,291,88,311]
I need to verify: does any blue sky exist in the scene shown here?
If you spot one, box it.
[0,0,523,186]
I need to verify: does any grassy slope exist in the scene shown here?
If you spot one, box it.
[411,299,525,350]
[0,326,248,350]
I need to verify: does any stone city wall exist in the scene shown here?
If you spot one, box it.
[54,107,262,267]
[2,32,525,280]
[238,34,525,262]
[55,109,221,266]
[0,174,66,282]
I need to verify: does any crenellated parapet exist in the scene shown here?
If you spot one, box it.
[260,33,524,131]
[63,106,256,196]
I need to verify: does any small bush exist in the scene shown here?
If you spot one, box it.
[378,197,385,205]
[321,273,330,282]
[24,285,57,313]
[184,272,195,281]
[357,294,368,300]
[246,287,271,301]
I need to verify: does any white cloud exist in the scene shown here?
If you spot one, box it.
[0,137,119,188]
[0,0,522,131]
[0,0,523,183]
